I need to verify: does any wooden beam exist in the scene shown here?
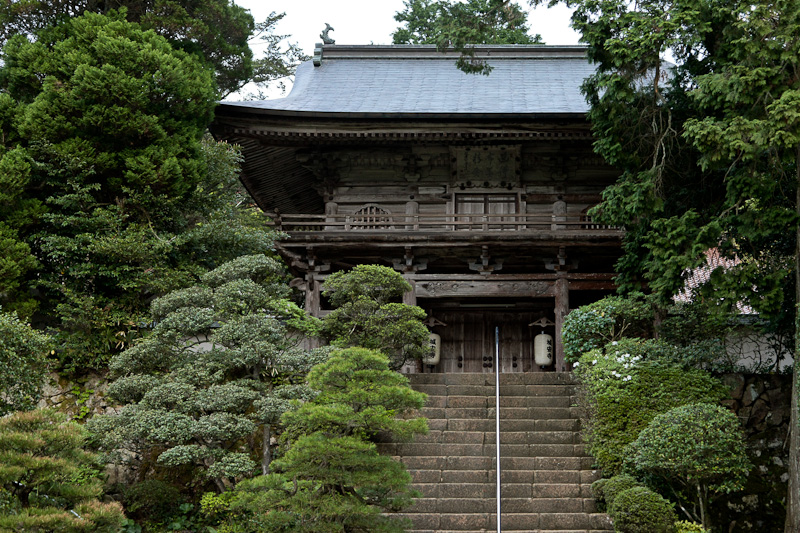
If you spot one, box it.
[415,280,554,298]
[554,277,569,372]
[567,281,617,290]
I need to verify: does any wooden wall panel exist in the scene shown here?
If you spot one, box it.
[426,311,555,374]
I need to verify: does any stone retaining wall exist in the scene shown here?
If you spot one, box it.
[713,373,791,532]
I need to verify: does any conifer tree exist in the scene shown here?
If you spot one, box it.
[0,409,126,532]
[393,0,542,74]
[320,265,430,369]
[0,0,304,95]
[0,12,275,371]
[89,255,325,491]
[229,347,428,532]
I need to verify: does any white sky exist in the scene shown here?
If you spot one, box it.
[229,0,580,99]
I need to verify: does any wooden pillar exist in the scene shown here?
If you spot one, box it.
[403,278,417,306]
[554,277,569,372]
[305,275,320,318]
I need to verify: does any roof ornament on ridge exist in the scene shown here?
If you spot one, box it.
[320,23,335,44]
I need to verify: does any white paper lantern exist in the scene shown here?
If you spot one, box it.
[534,333,553,366]
[423,333,441,365]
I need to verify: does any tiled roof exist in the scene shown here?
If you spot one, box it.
[222,45,594,117]
[675,248,755,314]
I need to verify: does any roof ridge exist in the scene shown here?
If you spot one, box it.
[315,43,589,61]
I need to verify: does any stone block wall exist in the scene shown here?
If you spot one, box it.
[713,373,791,532]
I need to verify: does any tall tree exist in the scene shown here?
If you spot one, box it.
[0,12,275,372]
[0,0,304,95]
[393,0,542,73]
[528,0,799,528]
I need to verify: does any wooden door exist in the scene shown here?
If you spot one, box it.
[431,311,541,373]
[454,194,518,230]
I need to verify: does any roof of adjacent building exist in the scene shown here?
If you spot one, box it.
[220,44,595,118]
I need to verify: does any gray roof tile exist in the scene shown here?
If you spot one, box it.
[223,45,595,116]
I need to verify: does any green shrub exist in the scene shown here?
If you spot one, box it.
[562,294,653,362]
[609,486,677,533]
[675,520,708,533]
[627,403,751,530]
[601,475,643,509]
[321,264,411,306]
[591,478,608,501]
[0,310,51,415]
[123,480,184,522]
[228,348,428,532]
[573,339,728,474]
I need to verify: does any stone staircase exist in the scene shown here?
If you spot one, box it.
[378,372,612,533]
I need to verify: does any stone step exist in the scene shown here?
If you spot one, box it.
[411,429,579,444]
[394,453,596,471]
[395,511,612,531]
[390,371,609,532]
[406,531,611,533]
[412,383,579,397]
[407,372,578,386]
[388,442,587,458]
[408,471,598,485]
[421,394,576,409]
[437,417,580,432]
[407,469,599,486]
[407,497,597,514]
[420,406,579,420]
[410,482,593,499]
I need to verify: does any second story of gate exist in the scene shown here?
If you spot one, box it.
[211,45,623,252]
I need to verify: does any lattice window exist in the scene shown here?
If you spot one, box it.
[352,204,393,229]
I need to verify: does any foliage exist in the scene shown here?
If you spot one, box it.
[321,265,430,369]
[121,480,184,523]
[393,0,542,74]
[627,403,752,528]
[675,521,708,533]
[0,1,304,96]
[608,486,677,533]
[0,310,51,415]
[0,223,38,318]
[0,409,126,532]
[573,339,728,474]
[592,474,643,513]
[0,9,280,372]
[562,294,654,362]
[88,254,325,492]
[281,347,429,442]
[227,347,428,532]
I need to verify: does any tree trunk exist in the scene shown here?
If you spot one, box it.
[785,150,800,533]
[698,483,709,531]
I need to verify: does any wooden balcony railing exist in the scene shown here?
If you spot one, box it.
[269,213,618,232]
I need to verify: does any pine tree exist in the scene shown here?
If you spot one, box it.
[0,409,126,532]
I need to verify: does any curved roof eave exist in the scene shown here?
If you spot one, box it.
[214,103,589,122]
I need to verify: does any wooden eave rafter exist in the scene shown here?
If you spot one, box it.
[214,126,594,145]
